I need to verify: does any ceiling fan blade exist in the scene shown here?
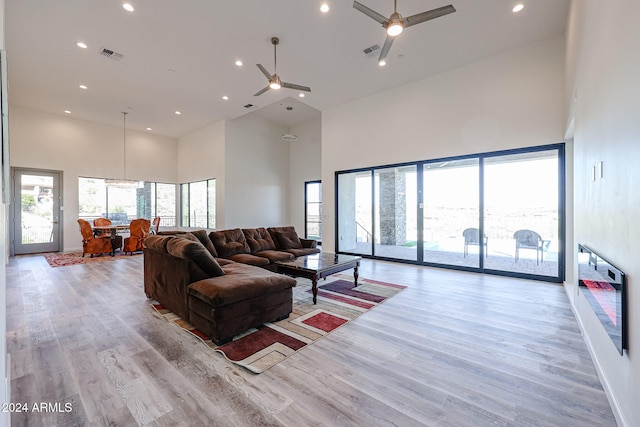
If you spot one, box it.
[253,86,270,96]
[282,82,311,92]
[256,64,272,80]
[404,4,456,28]
[378,34,396,62]
[353,1,389,26]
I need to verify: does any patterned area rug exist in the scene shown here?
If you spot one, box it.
[43,251,142,267]
[151,275,406,373]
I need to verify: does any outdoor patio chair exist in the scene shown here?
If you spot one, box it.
[463,228,488,257]
[513,229,549,264]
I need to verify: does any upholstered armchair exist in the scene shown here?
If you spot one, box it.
[78,219,112,257]
[123,218,151,255]
[93,217,123,252]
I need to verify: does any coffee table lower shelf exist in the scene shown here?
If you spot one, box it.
[275,254,361,304]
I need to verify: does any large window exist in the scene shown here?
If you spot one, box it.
[305,181,322,242]
[79,178,176,225]
[336,144,565,282]
[180,178,216,229]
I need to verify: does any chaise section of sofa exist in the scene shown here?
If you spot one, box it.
[144,232,296,344]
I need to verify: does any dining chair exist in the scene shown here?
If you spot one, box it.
[151,217,161,234]
[123,218,151,255]
[78,219,112,257]
[93,217,123,252]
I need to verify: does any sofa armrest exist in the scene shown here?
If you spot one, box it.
[300,238,317,249]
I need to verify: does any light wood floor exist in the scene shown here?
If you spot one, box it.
[6,254,617,426]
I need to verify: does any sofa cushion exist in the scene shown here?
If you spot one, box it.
[242,228,277,253]
[284,247,321,257]
[215,258,236,266]
[188,230,219,258]
[187,263,296,307]
[144,235,174,252]
[209,228,250,258]
[273,230,303,249]
[166,237,225,277]
[227,253,271,267]
[255,249,294,263]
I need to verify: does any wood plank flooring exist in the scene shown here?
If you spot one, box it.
[5,254,617,426]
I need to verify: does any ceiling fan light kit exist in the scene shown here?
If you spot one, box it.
[254,37,311,97]
[353,0,456,64]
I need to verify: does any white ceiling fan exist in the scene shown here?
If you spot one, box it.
[254,37,311,96]
[353,0,456,65]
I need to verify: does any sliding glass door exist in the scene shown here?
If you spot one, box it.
[337,171,373,255]
[423,159,480,268]
[336,144,564,282]
[374,166,417,261]
[483,149,560,277]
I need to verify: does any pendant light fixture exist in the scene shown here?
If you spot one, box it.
[105,111,142,188]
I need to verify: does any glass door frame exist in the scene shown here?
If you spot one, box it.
[335,143,565,283]
[11,167,63,255]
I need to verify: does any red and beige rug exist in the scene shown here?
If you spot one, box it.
[151,275,406,373]
[43,251,141,267]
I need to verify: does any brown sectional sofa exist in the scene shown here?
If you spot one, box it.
[144,226,318,344]
[209,226,320,270]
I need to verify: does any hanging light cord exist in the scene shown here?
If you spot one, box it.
[122,112,128,180]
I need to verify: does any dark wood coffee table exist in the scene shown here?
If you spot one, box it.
[275,253,361,304]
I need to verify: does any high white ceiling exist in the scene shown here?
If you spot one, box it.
[5,0,569,138]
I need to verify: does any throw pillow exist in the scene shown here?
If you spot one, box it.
[209,228,250,258]
[166,237,225,277]
[189,229,219,258]
[274,230,303,249]
[243,228,277,253]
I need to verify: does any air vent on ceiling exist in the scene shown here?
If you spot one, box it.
[244,104,255,109]
[363,44,380,57]
[98,47,124,61]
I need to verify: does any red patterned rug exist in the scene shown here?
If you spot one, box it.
[43,251,142,267]
[151,275,406,373]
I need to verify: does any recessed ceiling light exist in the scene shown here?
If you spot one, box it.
[146,127,152,131]
[298,93,305,98]
[79,84,88,89]
[378,60,387,67]
[123,3,134,12]
[512,4,524,13]
[222,96,229,101]
[64,110,71,114]
[175,111,181,115]
[235,60,243,67]
[320,3,330,13]
[76,42,88,49]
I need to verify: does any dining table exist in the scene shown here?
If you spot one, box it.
[92,224,130,255]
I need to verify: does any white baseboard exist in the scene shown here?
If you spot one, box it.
[568,297,628,427]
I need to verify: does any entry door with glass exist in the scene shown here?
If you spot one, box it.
[12,168,62,254]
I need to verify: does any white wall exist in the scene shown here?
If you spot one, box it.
[289,117,321,236]
[566,1,640,425]
[321,36,566,253]
[178,120,226,228]
[10,106,177,251]
[223,114,291,229]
